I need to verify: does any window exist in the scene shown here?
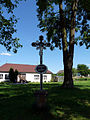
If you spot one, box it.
[43,75,47,80]
[34,75,39,80]
[19,74,26,80]
[5,74,9,79]
[0,74,3,79]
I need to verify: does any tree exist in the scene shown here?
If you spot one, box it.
[36,0,90,88]
[88,69,90,75]
[9,68,18,82]
[77,64,89,77]
[0,0,25,53]
[57,72,64,76]
[14,69,19,82]
[9,68,15,82]
[72,68,77,76]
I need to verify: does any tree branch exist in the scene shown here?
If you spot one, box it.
[69,0,79,58]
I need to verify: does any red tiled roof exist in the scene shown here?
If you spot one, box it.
[0,63,52,74]
[57,70,64,74]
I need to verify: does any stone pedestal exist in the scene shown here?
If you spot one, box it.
[34,90,48,109]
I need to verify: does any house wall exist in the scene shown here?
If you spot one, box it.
[0,72,9,82]
[26,73,51,82]
[0,72,52,82]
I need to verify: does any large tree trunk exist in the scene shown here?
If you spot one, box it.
[62,54,74,88]
[59,0,78,88]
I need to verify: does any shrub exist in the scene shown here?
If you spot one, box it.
[9,68,18,83]
[75,78,90,81]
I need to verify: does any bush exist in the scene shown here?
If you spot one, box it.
[9,68,18,83]
[75,77,90,81]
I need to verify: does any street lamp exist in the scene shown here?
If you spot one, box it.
[31,35,50,90]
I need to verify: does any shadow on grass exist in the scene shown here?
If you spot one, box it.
[0,83,90,120]
[75,85,90,88]
[48,86,90,120]
[0,92,55,120]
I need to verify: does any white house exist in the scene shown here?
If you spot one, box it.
[0,63,52,83]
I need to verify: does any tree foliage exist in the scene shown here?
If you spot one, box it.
[57,72,64,76]
[0,0,25,53]
[36,0,90,49]
[72,68,77,76]
[9,68,15,82]
[36,0,90,88]
[77,64,89,77]
[14,69,19,82]
[9,68,18,82]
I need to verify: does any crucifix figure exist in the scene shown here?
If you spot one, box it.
[32,35,50,90]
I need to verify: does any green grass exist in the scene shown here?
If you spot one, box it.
[0,81,90,120]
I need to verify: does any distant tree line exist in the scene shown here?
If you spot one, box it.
[57,64,90,77]
[72,64,90,77]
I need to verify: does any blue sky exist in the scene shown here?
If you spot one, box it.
[0,0,90,73]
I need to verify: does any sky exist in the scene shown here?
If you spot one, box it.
[0,0,90,73]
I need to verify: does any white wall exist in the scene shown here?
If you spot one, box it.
[43,74,52,82]
[0,73,9,82]
[0,72,52,83]
[26,73,52,82]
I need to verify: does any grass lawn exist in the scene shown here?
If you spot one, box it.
[0,81,90,120]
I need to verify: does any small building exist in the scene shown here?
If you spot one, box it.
[57,70,64,74]
[0,63,52,83]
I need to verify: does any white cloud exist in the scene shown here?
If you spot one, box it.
[87,64,90,66]
[0,52,11,56]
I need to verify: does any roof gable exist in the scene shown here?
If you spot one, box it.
[57,70,64,74]
[0,63,52,74]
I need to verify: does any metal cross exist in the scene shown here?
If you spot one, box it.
[31,35,50,90]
